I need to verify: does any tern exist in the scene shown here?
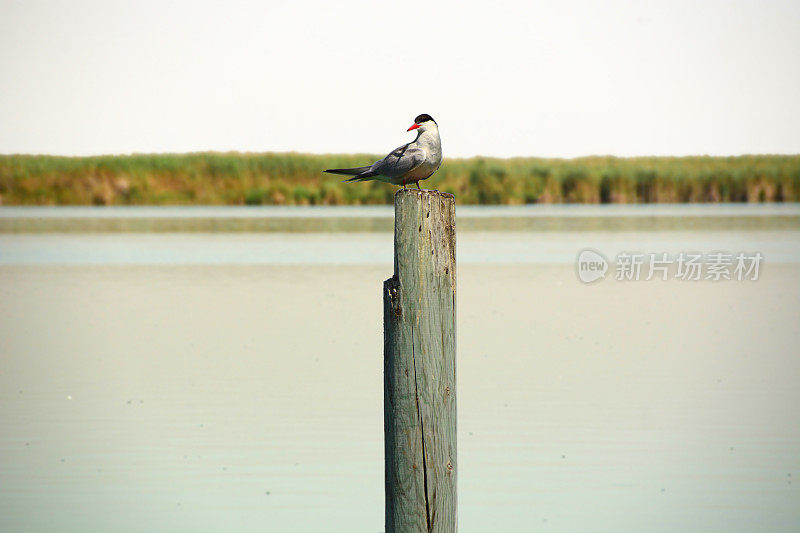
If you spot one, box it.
[324,114,442,190]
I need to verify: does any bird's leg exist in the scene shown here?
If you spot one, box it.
[415,181,421,190]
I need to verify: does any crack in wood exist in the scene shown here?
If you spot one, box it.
[411,327,432,532]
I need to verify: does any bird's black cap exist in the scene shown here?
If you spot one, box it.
[414,114,436,124]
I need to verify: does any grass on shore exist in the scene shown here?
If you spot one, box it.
[0,152,798,206]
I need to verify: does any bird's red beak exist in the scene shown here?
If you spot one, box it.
[407,123,420,131]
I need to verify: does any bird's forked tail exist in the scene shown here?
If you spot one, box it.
[323,165,379,182]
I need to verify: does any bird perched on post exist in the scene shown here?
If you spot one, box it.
[324,114,442,190]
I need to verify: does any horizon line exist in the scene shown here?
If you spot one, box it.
[2,150,799,161]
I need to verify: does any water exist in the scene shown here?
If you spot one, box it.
[1,204,798,532]
[1,204,798,233]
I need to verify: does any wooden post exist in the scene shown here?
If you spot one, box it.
[383,189,457,532]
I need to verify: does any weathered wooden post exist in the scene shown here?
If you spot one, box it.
[383,189,457,532]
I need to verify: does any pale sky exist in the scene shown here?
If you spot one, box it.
[1,0,799,158]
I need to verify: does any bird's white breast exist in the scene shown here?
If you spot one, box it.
[407,127,442,180]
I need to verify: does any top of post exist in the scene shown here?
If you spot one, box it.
[394,188,455,203]
[392,188,456,283]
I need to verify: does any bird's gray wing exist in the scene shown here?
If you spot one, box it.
[371,143,427,178]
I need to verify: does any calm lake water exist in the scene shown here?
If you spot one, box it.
[1,204,799,532]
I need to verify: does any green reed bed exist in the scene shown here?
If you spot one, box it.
[0,153,797,205]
